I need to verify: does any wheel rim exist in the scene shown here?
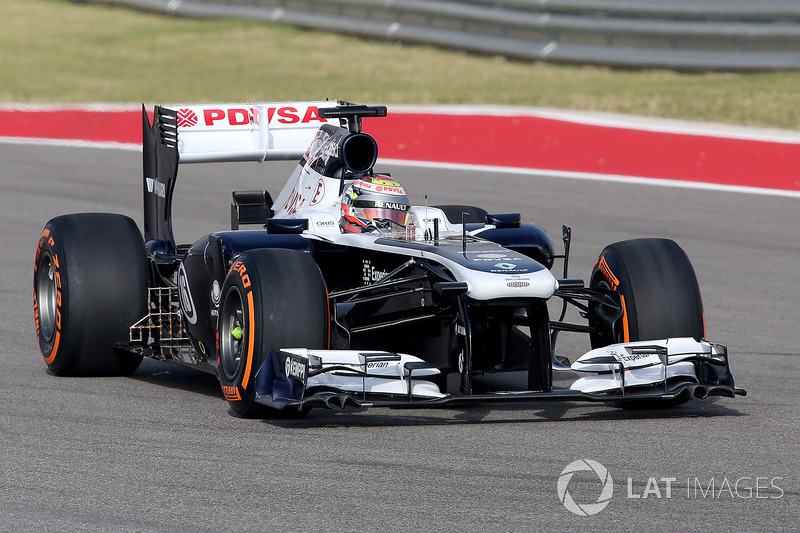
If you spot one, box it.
[220,287,245,381]
[35,251,57,343]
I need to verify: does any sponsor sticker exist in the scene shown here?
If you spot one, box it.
[362,259,389,284]
[355,178,406,196]
[176,108,198,128]
[177,263,197,325]
[374,201,408,211]
[608,349,662,367]
[221,384,241,401]
[309,179,326,206]
[211,280,222,306]
[598,256,620,290]
[283,353,307,382]
[145,177,166,199]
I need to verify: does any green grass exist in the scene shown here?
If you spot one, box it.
[2,0,800,129]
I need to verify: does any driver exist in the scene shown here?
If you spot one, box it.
[340,174,411,233]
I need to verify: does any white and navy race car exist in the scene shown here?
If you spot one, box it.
[33,101,744,417]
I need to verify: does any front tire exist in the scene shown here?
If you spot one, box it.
[33,213,148,376]
[590,238,704,346]
[217,249,329,417]
[589,238,705,408]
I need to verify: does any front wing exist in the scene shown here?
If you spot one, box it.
[253,339,745,412]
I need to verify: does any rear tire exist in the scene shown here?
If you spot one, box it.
[589,238,705,408]
[33,213,147,376]
[217,249,329,418]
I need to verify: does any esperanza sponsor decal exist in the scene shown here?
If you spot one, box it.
[362,259,389,284]
[330,361,393,372]
[618,353,652,363]
[606,349,660,366]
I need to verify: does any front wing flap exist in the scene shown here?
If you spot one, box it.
[569,337,739,395]
[254,349,447,410]
[253,341,745,412]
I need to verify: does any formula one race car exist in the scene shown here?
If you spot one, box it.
[33,101,745,417]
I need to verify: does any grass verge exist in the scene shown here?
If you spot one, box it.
[2,0,799,129]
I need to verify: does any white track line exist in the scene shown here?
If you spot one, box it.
[0,136,140,151]
[388,104,800,144]
[3,136,798,199]
[380,158,800,199]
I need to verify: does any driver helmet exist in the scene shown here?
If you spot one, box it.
[340,174,411,233]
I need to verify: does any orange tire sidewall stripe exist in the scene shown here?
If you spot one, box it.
[620,294,630,343]
[598,255,620,290]
[702,312,707,339]
[37,227,62,365]
[35,228,51,263]
[241,290,255,390]
[45,332,60,365]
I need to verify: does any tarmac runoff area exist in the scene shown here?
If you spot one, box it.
[1,139,798,531]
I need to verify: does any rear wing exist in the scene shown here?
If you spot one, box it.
[165,101,335,163]
[141,100,384,250]
[142,101,334,248]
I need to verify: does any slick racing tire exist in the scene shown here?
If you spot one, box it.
[34,213,148,376]
[434,205,488,224]
[217,248,329,418]
[589,238,705,408]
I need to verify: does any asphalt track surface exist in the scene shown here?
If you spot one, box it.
[2,142,798,532]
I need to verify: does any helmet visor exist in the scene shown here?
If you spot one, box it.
[354,207,410,227]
